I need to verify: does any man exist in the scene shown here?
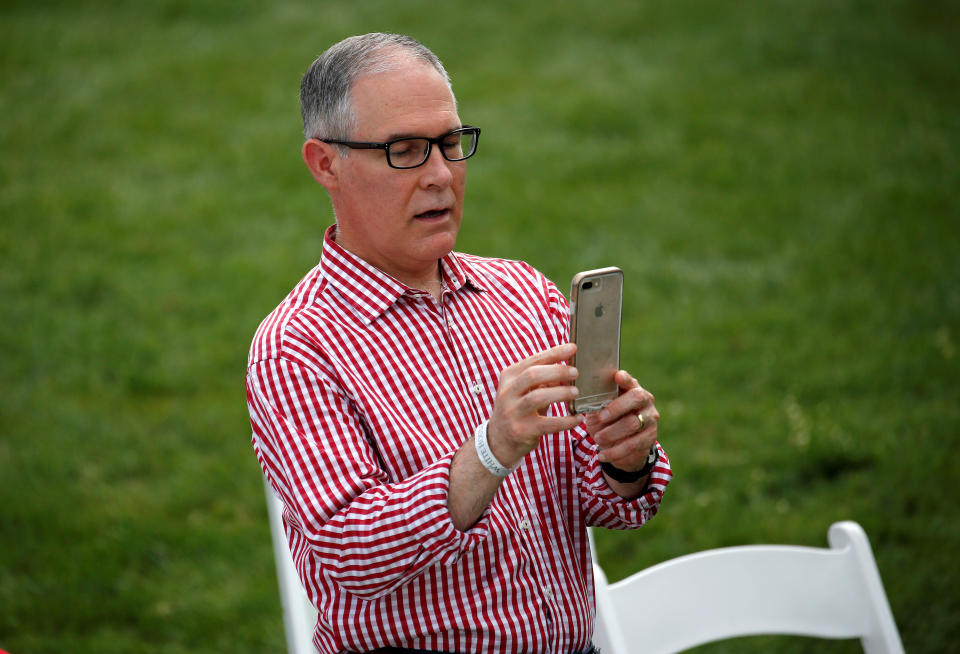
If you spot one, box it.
[246,33,671,654]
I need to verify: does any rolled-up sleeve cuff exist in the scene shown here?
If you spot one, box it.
[399,451,492,564]
[584,442,672,528]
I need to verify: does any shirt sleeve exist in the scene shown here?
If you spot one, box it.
[247,354,490,601]
[540,272,674,529]
[574,429,672,529]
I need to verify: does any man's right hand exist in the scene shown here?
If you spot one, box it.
[486,343,584,468]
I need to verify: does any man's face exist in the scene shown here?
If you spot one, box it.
[331,59,466,286]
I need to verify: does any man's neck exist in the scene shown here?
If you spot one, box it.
[332,228,444,299]
[419,274,445,301]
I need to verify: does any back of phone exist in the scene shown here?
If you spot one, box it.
[569,267,623,413]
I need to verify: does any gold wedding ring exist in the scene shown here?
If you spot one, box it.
[637,413,646,432]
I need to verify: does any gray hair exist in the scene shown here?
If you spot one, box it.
[300,33,454,141]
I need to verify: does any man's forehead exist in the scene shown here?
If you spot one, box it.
[350,61,459,138]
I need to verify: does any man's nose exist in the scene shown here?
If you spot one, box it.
[419,144,455,186]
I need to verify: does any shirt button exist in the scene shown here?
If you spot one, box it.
[446,317,454,328]
[544,586,553,599]
[471,382,482,395]
[519,518,531,531]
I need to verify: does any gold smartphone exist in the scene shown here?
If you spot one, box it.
[568,267,623,413]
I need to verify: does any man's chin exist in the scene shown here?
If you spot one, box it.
[420,226,459,258]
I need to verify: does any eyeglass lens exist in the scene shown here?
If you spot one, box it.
[387,130,477,168]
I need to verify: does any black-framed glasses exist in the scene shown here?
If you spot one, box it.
[321,126,481,169]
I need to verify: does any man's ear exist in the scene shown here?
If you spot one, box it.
[302,139,341,190]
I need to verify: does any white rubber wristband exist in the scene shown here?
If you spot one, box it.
[474,420,514,477]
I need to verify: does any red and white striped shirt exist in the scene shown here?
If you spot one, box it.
[246,225,671,654]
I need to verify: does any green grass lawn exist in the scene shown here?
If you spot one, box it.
[1,1,958,652]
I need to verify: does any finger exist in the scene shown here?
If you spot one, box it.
[598,385,654,424]
[533,413,585,437]
[614,371,655,403]
[614,370,639,391]
[593,412,640,449]
[513,362,579,394]
[594,406,658,449]
[522,384,579,414]
[513,343,577,370]
[597,429,656,465]
[488,400,584,457]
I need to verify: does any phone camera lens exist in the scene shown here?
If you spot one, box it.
[583,282,593,290]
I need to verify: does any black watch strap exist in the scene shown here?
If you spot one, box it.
[601,444,659,483]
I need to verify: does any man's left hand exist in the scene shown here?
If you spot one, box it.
[584,370,659,472]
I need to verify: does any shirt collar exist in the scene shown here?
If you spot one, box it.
[320,225,486,324]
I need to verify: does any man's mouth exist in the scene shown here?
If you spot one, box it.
[415,208,449,219]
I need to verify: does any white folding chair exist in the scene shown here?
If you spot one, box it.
[264,479,319,654]
[266,479,900,654]
[590,521,905,654]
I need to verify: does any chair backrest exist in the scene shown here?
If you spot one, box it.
[591,521,904,654]
[264,479,319,654]
[589,527,631,654]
